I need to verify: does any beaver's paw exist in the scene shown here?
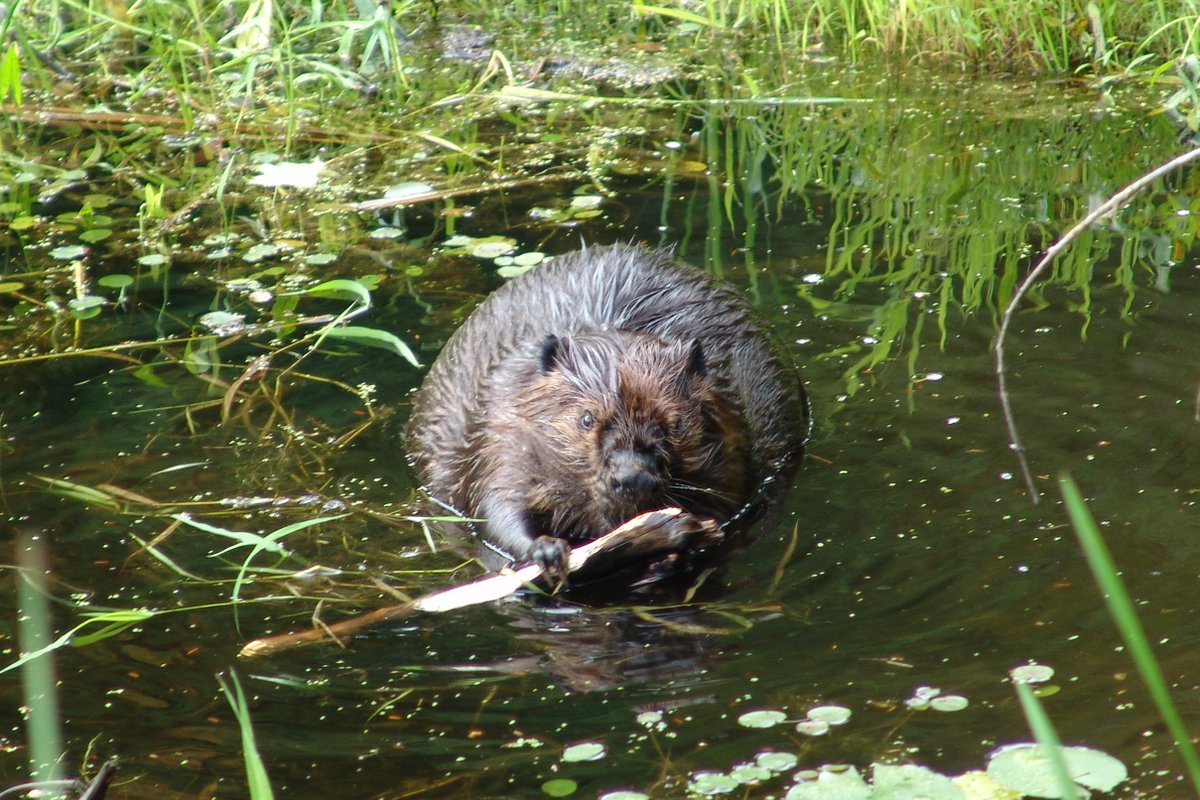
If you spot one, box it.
[529,535,571,592]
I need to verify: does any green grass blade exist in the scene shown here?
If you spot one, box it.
[1014,681,1082,800]
[16,534,63,786]
[217,671,276,800]
[1059,473,1200,792]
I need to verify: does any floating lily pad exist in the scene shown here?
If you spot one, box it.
[808,705,852,725]
[987,743,1127,797]
[369,226,405,239]
[497,263,535,278]
[795,720,829,737]
[561,741,606,763]
[67,295,105,319]
[930,695,969,712]
[1010,664,1055,684]
[198,311,247,335]
[541,778,577,797]
[49,245,87,261]
[98,274,134,289]
[79,228,112,244]
[688,770,739,796]
[83,193,114,208]
[598,791,649,800]
[243,243,281,263]
[729,762,772,784]
[872,764,963,799]
[471,240,516,259]
[737,709,787,729]
[786,766,869,800]
[756,751,798,773]
[513,250,546,266]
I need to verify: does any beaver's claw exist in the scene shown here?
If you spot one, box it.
[529,535,571,592]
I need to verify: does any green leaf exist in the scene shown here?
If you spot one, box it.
[323,325,422,367]
[171,513,294,557]
[987,740,1126,798]
[98,274,134,289]
[71,609,158,646]
[49,245,87,261]
[561,741,606,762]
[67,295,106,319]
[0,43,21,106]
[36,476,121,511]
[737,709,787,729]
[79,228,112,243]
[302,278,372,308]
[541,778,577,797]
[217,671,276,800]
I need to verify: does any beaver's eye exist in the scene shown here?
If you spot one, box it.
[648,422,667,441]
[578,411,595,430]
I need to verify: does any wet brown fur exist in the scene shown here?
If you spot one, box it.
[406,244,808,568]
[461,332,751,545]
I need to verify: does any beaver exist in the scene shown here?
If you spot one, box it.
[406,243,809,584]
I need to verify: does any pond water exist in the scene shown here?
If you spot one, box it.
[3,69,1200,799]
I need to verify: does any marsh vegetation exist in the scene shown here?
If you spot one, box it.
[5,1,1200,798]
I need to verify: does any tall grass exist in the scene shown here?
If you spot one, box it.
[1060,473,1200,794]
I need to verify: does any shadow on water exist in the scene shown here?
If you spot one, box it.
[4,69,1200,797]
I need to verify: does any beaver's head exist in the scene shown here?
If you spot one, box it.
[526,330,733,527]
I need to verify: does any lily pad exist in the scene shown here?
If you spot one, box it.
[795,720,829,736]
[1010,664,1055,684]
[729,762,772,784]
[756,751,799,772]
[688,770,739,796]
[49,244,87,261]
[541,778,577,797]
[561,741,606,763]
[808,705,852,725]
[986,743,1127,797]
[930,695,969,712]
[471,240,517,259]
[786,766,870,800]
[198,311,247,335]
[67,295,105,319]
[737,709,787,729]
[872,764,964,799]
[98,274,134,289]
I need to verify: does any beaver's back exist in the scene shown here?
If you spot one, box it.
[406,244,808,501]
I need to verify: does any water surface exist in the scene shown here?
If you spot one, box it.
[2,71,1198,798]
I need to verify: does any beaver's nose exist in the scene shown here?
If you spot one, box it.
[609,449,663,501]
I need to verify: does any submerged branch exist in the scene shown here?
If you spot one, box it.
[993,144,1200,504]
[238,508,722,658]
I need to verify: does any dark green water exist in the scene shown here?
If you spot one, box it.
[3,73,1200,799]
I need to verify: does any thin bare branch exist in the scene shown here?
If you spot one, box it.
[993,145,1200,504]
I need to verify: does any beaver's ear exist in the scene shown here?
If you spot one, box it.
[685,338,707,378]
[538,334,562,374]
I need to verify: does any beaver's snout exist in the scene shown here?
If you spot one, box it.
[607,448,665,502]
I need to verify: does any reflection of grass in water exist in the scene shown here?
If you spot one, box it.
[690,81,1196,395]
